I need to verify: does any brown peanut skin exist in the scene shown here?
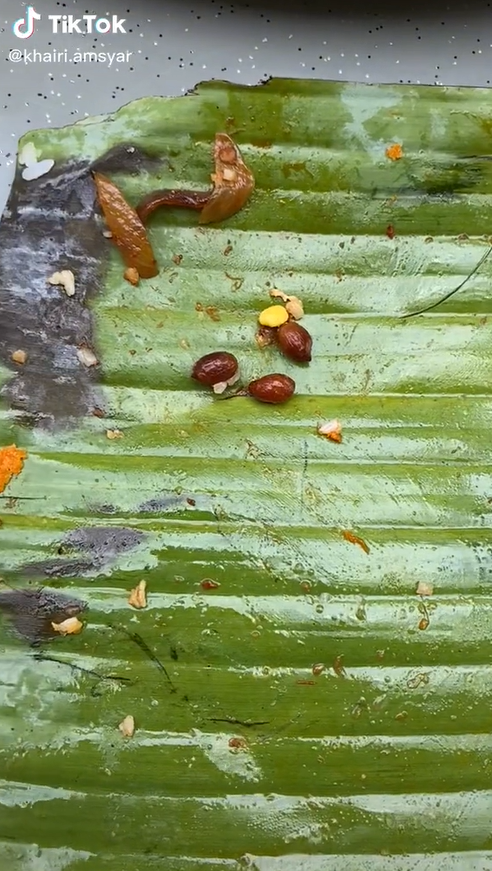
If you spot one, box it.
[277,322,312,363]
[192,352,238,386]
[247,373,295,404]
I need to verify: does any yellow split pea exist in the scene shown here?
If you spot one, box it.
[258,305,289,328]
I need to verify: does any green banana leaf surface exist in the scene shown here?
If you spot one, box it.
[1,78,492,870]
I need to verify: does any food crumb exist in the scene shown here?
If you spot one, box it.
[118,715,135,738]
[124,267,140,286]
[318,419,342,443]
[255,326,277,349]
[285,296,304,320]
[48,269,75,297]
[269,289,305,320]
[342,530,370,554]
[106,429,123,440]
[212,370,240,394]
[201,579,220,590]
[385,143,403,161]
[407,672,430,690]
[128,579,147,609]
[333,655,348,678]
[205,305,221,322]
[51,616,83,636]
[270,288,290,303]
[416,581,433,597]
[11,350,27,365]
[258,304,289,328]
[228,736,247,750]
[76,346,98,368]
[0,445,27,493]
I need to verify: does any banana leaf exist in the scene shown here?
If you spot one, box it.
[1,78,492,870]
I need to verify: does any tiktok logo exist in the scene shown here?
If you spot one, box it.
[12,6,41,39]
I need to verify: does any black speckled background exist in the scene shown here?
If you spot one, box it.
[1,0,492,209]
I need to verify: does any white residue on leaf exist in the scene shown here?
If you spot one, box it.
[22,159,55,181]
[193,730,262,781]
[284,822,326,846]
[0,845,94,871]
[18,141,39,167]
[243,853,332,870]
[0,780,83,808]
[340,87,401,158]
